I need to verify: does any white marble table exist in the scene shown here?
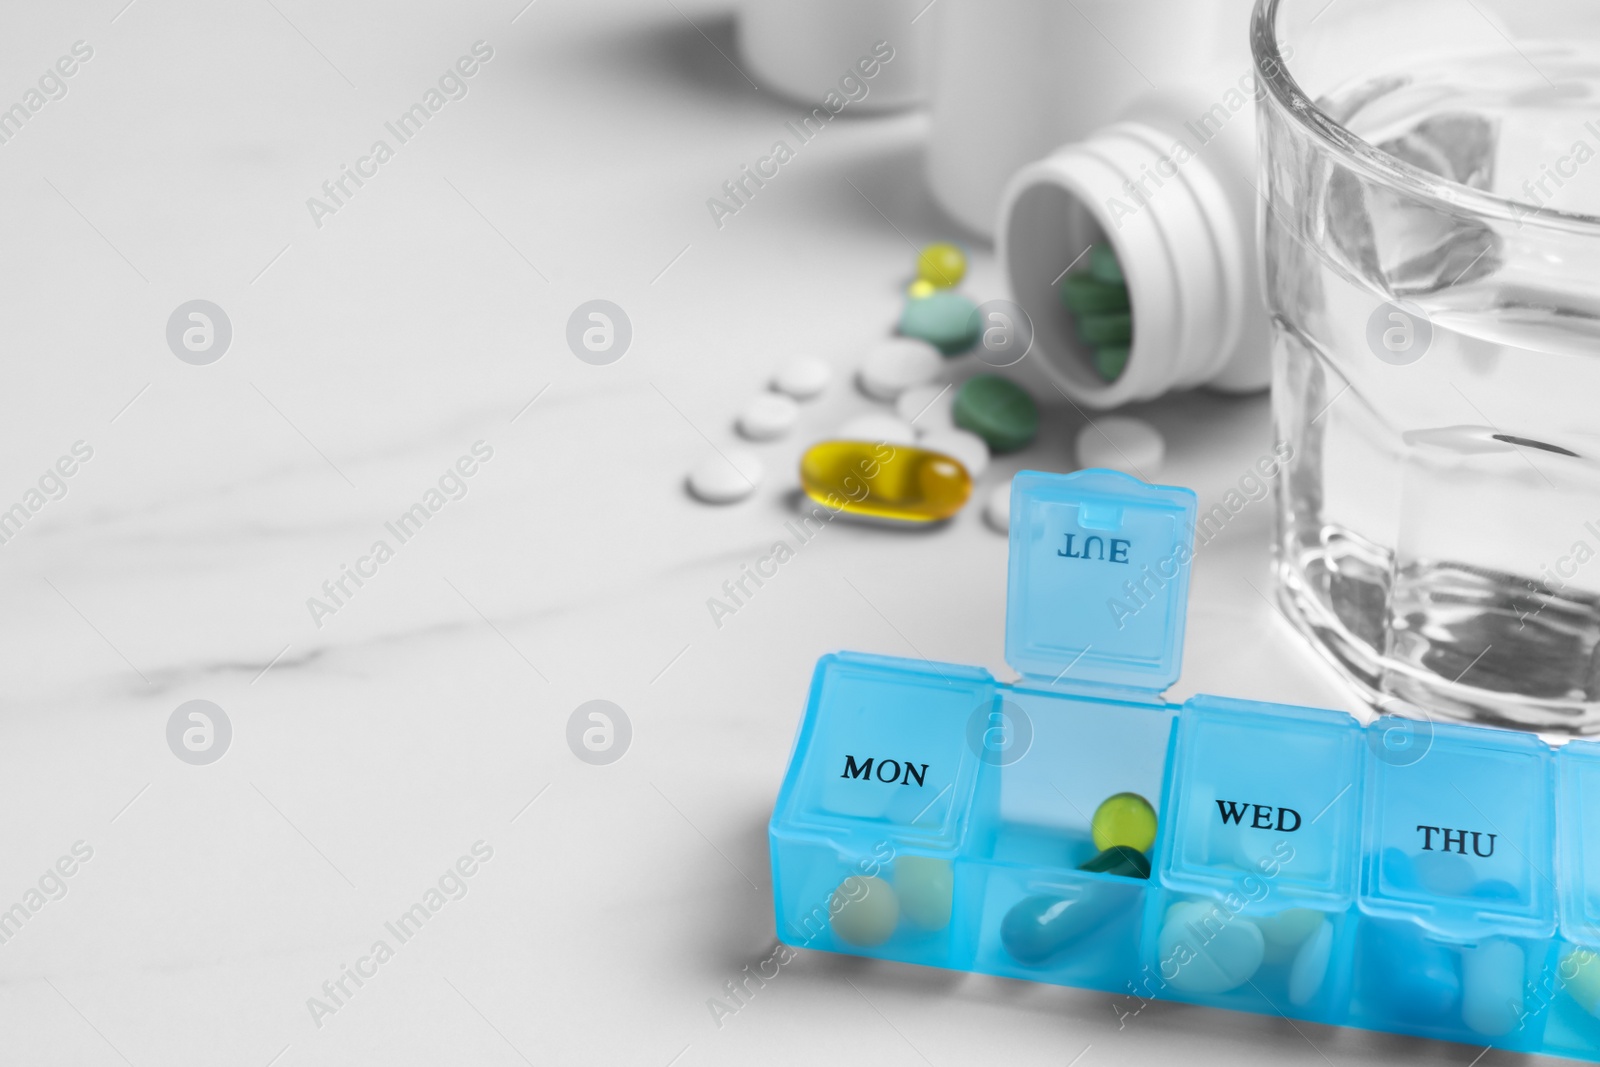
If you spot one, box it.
[0,2,1487,1065]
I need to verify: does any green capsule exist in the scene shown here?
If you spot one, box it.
[1077,311,1133,346]
[1077,846,1151,879]
[1059,273,1130,315]
[1089,243,1125,285]
[1094,346,1129,383]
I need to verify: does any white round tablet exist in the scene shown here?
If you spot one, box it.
[773,357,831,400]
[832,413,918,446]
[984,481,1011,533]
[687,448,763,504]
[920,428,989,478]
[736,393,799,441]
[858,338,943,401]
[1076,417,1165,476]
[895,383,954,434]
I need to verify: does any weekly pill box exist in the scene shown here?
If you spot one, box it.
[768,468,1600,1059]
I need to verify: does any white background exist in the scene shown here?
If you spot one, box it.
[0,1,1495,1064]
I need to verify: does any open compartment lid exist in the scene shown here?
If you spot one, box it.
[1005,469,1197,692]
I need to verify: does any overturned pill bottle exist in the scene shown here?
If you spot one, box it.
[984,0,1505,408]
[925,0,1270,406]
[996,84,1273,408]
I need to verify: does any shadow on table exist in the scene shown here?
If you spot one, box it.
[796,958,1542,1066]
[538,12,778,113]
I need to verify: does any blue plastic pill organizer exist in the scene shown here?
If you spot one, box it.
[769,468,1600,1059]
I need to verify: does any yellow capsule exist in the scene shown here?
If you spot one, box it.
[906,278,937,300]
[800,440,972,522]
[916,242,967,288]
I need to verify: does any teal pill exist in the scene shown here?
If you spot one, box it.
[1076,312,1133,346]
[1094,346,1128,383]
[1089,244,1124,285]
[1414,850,1475,896]
[898,291,981,355]
[1059,274,1130,315]
[1000,885,1126,965]
[1077,846,1150,879]
[1367,920,1460,1019]
[953,375,1038,453]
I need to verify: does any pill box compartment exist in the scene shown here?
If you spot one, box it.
[768,654,1174,980]
[1147,695,1365,1018]
[771,470,1196,979]
[962,470,1196,989]
[965,688,1174,991]
[1538,942,1600,1060]
[769,652,992,967]
[768,468,1594,1059]
[770,831,971,967]
[1547,740,1600,1057]
[1351,718,1558,1049]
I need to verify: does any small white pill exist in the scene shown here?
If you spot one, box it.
[1463,939,1526,1036]
[832,413,918,446]
[736,393,799,441]
[895,383,955,434]
[687,448,763,504]
[1076,417,1165,476]
[1288,916,1333,1007]
[984,480,1011,533]
[773,357,831,400]
[920,428,989,478]
[858,338,943,401]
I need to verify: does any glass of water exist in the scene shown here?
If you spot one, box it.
[1255,0,1600,730]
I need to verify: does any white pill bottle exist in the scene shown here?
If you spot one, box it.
[737,0,929,111]
[927,0,1271,406]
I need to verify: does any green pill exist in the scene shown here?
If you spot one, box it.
[1059,273,1130,315]
[1088,243,1124,285]
[1076,311,1133,346]
[1565,949,1600,1016]
[953,375,1039,453]
[895,856,953,930]
[1077,846,1151,879]
[1094,346,1129,383]
[1090,792,1157,852]
[898,291,981,355]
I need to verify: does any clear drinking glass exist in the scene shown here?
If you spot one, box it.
[1254,0,1600,731]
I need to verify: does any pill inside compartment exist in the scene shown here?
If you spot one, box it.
[1351,718,1558,1051]
[769,652,992,968]
[964,687,1174,990]
[1147,697,1366,1020]
[1544,739,1600,1059]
